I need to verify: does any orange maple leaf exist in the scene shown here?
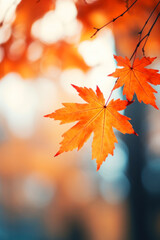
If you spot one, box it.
[109,56,160,109]
[45,85,136,170]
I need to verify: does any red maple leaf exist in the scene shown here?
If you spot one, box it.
[109,56,160,109]
[45,85,136,170]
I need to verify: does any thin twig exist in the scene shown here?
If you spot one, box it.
[91,0,137,38]
[138,0,160,41]
[142,36,149,56]
[130,12,160,61]
[131,0,160,61]
[141,1,160,56]
[125,0,129,9]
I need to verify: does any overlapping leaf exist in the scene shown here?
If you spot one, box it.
[109,56,160,109]
[45,85,136,170]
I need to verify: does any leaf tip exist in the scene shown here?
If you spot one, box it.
[71,84,78,90]
[154,104,159,110]
[44,112,55,119]
[96,163,101,171]
[134,131,138,136]
[44,114,50,118]
[113,54,117,59]
[108,73,112,77]
[71,84,82,94]
[54,151,61,157]
[96,85,100,90]
[127,100,135,106]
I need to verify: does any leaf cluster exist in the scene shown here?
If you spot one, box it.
[45,0,160,170]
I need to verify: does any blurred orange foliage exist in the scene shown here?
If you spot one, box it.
[1,0,160,79]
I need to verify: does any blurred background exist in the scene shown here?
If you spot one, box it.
[0,0,160,239]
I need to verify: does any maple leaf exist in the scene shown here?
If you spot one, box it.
[109,56,160,109]
[45,85,136,170]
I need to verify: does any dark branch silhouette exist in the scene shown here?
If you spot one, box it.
[138,1,160,41]
[91,0,137,38]
[130,12,160,61]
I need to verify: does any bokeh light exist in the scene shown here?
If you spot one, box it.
[31,0,82,44]
[0,0,160,239]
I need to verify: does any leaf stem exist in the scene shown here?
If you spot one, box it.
[105,82,117,106]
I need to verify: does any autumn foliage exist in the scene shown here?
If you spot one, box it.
[46,54,160,170]
[45,85,136,170]
[110,56,160,109]
[45,1,160,170]
[1,0,160,170]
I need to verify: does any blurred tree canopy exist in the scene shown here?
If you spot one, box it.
[1,0,160,79]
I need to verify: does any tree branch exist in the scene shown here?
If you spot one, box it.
[138,0,160,41]
[91,0,137,38]
[130,12,160,61]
